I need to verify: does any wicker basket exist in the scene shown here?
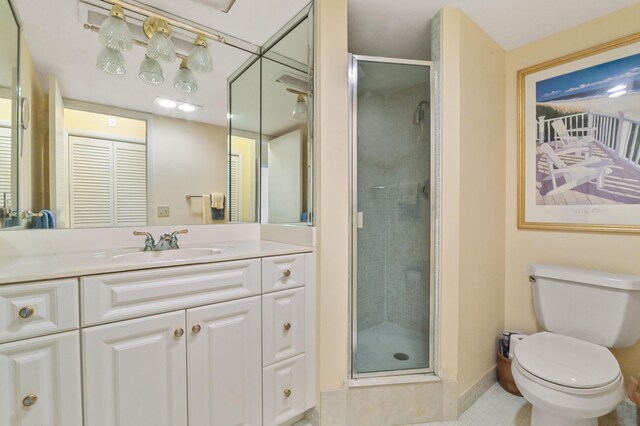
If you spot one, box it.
[497,352,522,396]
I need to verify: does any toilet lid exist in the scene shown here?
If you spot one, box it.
[514,332,620,389]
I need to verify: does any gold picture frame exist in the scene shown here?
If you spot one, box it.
[518,32,640,233]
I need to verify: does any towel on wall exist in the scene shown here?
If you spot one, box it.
[201,194,226,224]
[210,193,225,220]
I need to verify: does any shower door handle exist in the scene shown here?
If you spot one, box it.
[357,212,363,229]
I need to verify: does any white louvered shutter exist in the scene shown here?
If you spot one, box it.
[0,127,12,210]
[69,136,114,228]
[229,154,240,222]
[114,141,146,226]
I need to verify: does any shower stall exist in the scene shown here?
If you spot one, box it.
[350,55,434,378]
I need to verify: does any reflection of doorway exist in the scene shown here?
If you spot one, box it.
[228,153,242,222]
[267,129,301,223]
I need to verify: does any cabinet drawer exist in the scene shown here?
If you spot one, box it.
[263,354,306,426]
[0,279,79,344]
[262,254,306,293]
[263,288,305,366]
[0,331,82,426]
[81,259,261,326]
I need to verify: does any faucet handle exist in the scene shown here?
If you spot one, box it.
[133,231,151,237]
[173,229,188,235]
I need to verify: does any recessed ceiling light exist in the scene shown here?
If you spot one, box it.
[178,103,196,112]
[157,98,177,108]
[607,84,627,93]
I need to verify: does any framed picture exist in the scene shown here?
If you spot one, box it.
[518,32,640,233]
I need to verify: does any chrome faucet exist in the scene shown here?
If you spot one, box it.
[133,229,188,251]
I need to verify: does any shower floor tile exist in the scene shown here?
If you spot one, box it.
[356,322,429,373]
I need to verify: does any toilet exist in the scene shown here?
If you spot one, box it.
[512,263,640,426]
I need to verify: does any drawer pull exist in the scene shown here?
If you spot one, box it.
[18,306,35,319]
[283,322,292,331]
[22,394,38,407]
[283,269,291,278]
[192,324,201,334]
[174,328,184,338]
[283,389,292,398]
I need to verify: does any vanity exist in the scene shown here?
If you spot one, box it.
[0,237,315,426]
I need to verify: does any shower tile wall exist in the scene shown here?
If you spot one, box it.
[357,82,430,335]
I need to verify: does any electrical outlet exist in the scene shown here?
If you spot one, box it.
[157,205,170,218]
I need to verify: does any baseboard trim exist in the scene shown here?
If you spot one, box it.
[457,366,497,417]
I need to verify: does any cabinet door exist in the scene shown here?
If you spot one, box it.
[187,296,262,426]
[83,311,187,426]
[0,331,82,426]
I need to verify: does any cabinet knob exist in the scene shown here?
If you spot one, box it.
[283,389,292,398]
[283,269,291,278]
[22,394,38,407]
[283,322,292,331]
[192,324,201,334]
[18,306,35,319]
[174,328,184,337]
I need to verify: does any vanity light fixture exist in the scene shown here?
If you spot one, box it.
[174,59,198,93]
[188,34,213,73]
[97,4,132,52]
[143,17,176,63]
[139,55,165,84]
[96,46,126,75]
[287,88,308,121]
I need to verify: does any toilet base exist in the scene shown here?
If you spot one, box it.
[532,406,597,426]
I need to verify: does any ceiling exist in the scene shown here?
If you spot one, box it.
[348,0,640,60]
[13,0,310,128]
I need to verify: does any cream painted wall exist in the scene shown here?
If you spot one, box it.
[456,10,506,395]
[0,98,10,121]
[504,3,640,388]
[150,116,227,226]
[315,0,350,395]
[64,109,146,140]
[440,8,506,395]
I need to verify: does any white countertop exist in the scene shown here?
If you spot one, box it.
[0,240,313,285]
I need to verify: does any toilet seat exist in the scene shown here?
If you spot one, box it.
[514,332,620,393]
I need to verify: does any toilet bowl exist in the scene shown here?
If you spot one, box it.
[513,264,640,426]
[512,332,624,426]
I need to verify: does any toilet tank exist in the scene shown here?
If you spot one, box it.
[529,263,640,348]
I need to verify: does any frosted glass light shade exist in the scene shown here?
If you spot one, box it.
[174,61,198,93]
[188,45,213,73]
[146,32,176,63]
[96,47,126,75]
[98,12,132,51]
[292,94,308,121]
[139,55,164,84]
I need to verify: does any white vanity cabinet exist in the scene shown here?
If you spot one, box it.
[0,279,82,426]
[81,252,314,426]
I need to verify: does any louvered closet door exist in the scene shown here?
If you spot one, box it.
[229,154,240,222]
[0,127,12,210]
[114,142,146,226]
[69,136,114,228]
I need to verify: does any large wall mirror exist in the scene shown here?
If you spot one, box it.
[229,8,313,225]
[0,0,313,230]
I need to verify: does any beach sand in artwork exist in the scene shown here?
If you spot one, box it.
[538,92,640,121]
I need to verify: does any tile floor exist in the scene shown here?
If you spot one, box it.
[418,383,631,426]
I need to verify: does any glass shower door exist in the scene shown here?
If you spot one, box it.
[350,55,433,377]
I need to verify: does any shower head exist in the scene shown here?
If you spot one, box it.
[413,100,429,125]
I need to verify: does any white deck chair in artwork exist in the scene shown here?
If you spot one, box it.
[539,143,613,196]
[551,119,597,151]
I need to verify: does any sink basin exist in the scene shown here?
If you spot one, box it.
[112,247,223,262]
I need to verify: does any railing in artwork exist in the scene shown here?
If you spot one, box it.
[538,112,640,169]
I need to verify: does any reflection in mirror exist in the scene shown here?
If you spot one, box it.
[228,9,313,225]
[0,0,18,228]
[6,0,312,230]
